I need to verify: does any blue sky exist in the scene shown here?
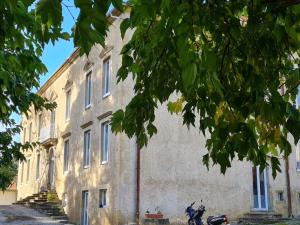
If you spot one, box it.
[10,4,79,141]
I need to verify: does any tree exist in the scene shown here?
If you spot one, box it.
[112,0,300,178]
[1,0,300,189]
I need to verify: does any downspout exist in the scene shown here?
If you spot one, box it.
[281,85,292,217]
[285,157,292,217]
[136,143,141,225]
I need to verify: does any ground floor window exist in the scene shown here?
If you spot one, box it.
[99,189,107,208]
[82,191,89,225]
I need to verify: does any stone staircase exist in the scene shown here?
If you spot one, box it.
[238,212,289,224]
[15,190,72,224]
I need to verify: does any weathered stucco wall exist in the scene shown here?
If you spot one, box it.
[0,191,17,205]
[17,11,300,225]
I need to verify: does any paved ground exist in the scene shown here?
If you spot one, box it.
[0,205,62,225]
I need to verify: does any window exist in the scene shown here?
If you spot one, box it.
[101,122,109,164]
[23,127,26,143]
[297,142,300,171]
[38,114,42,138]
[102,58,110,97]
[36,153,40,179]
[82,191,89,225]
[63,140,69,172]
[85,71,92,108]
[277,191,284,201]
[20,162,24,184]
[26,159,30,182]
[83,130,91,168]
[296,87,300,171]
[65,90,71,120]
[99,189,107,208]
[29,122,32,143]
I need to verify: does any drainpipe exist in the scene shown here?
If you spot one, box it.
[281,85,292,217]
[285,157,292,217]
[136,143,141,225]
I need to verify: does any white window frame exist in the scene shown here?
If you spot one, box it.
[100,121,110,164]
[26,158,30,183]
[296,87,300,171]
[65,89,71,121]
[63,139,70,172]
[20,161,24,184]
[296,143,300,172]
[102,57,111,98]
[85,71,92,109]
[83,130,91,168]
[23,127,26,143]
[29,122,32,143]
[99,189,107,208]
[38,114,42,138]
[36,153,40,180]
[82,191,89,225]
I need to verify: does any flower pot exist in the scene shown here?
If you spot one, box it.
[145,213,164,219]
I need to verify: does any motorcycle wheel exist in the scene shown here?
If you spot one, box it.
[188,219,196,225]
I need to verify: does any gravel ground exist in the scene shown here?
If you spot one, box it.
[0,205,63,225]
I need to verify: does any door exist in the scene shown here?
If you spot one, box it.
[82,191,89,225]
[252,166,269,210]
[48,148,55,190]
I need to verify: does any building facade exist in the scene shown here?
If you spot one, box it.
[17,11,300,225]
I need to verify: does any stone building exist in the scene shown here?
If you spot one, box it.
[17,10,300,225]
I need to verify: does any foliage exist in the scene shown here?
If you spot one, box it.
[112,0,300,178]
[2,0,300,190]
[0,0,121,189]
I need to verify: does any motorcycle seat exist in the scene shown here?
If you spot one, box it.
[207,215,226,225]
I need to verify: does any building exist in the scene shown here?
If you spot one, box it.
[0,182,17,205]
[17,10,300,225]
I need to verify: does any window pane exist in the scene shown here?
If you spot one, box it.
[85,72,92,107]
[99,189,107,207]
[38,114,42,137]
[103,59,110,96]
[66,90,71,119]
[23,128,26,143]
[84,130,90,167]
[101,122,109,163]
[36,154,40,179]
[21,162,24,183]
[297,86,300,108]
[29,124,31,141]
[26,159,30,182]
[64,140,69,172]
[297,143,300,171]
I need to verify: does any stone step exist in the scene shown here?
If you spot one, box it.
[239,212,289,224]
[51,216,69,220]
[243,212,282,219]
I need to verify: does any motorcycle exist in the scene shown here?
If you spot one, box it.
[185,201,230,225]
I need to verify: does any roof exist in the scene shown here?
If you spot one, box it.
[7,182,17,191]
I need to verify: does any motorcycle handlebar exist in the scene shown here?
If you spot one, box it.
[191,201,196,206]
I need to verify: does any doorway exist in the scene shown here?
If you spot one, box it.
[48,148,55,190]
[252,166,269,210]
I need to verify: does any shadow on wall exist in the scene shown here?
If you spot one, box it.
[54,52,131,225]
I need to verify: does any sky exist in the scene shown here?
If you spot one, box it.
[10,4,79,141]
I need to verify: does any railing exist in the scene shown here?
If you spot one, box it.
[39,124,57,144]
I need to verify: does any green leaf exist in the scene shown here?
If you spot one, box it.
[182,63,197,91]
[120,18,130,39]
